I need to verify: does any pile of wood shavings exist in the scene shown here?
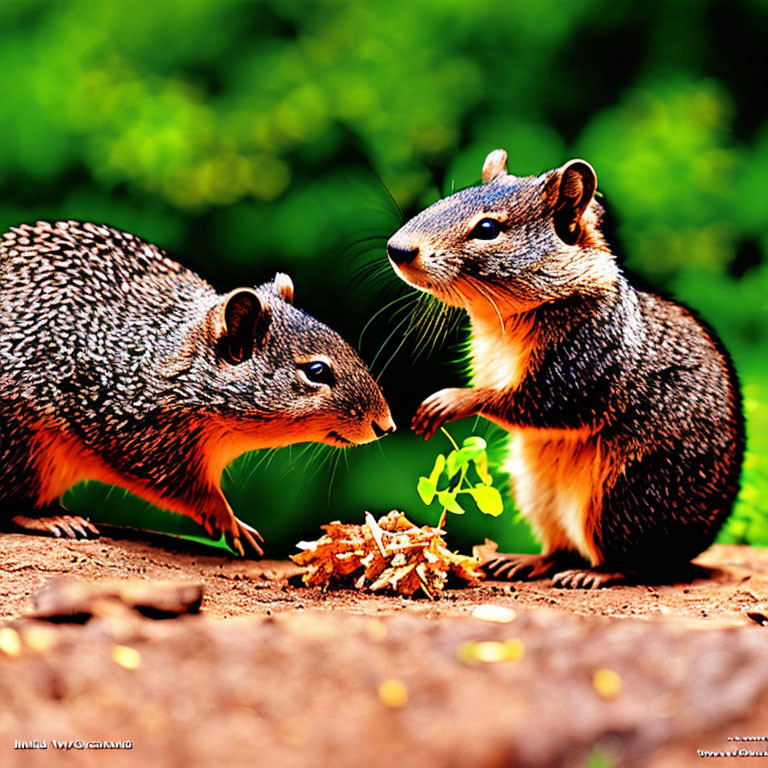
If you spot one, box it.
[290,510,483,599]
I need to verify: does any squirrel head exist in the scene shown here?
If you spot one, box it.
[180,274,394,447]
[386,150,617,318]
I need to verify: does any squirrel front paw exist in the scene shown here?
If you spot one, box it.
[412,388,481,440]
[225,517,264,558]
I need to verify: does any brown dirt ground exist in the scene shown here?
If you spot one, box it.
[3,532,768,767]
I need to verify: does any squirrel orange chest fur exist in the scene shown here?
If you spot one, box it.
[469,311,609,565]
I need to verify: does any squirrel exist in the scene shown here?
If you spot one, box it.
[0,220,394,556]
[386,149,744,588]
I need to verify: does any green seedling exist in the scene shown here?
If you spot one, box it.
[417,428,504,519]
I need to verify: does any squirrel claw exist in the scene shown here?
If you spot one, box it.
[236,518,264,544]
[484,554,557,581]
[229,517,264,558]
[11,514,100,540]
[553,568,628,589]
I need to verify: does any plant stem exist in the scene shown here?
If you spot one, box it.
[440,426,459,452]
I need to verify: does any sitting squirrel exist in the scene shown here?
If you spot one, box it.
[0,220,394,555]
[387,150,743,588]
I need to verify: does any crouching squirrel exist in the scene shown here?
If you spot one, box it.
[0,220,394,556]
[386,150,743,588]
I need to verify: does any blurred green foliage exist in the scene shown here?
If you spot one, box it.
[2,0,766,554]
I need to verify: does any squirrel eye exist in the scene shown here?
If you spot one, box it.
[469,218,502,240]
[299,360,335,387]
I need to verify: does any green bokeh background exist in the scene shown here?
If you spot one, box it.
[3,0,767,554]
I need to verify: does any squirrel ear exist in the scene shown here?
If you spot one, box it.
[481,149,509,184]
[553,159,597,245]
[213,289,269,364]
[273,272,294,304]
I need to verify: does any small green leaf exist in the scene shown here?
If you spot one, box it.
[445,449,464,479]
[474,452,493,485]
[417,477,436,505]
[428,453,446,486]
[468,485,504,517]
[461,437,486,462]
[437,489,466,515]
[462,436,487,452]
[446,448,475,477]
[457,442,485,464]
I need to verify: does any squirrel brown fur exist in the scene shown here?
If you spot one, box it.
[386,149,744,588]
[0,220,394,556]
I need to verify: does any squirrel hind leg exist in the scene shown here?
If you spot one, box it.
[10,512,100,539]
[483,550,587,581]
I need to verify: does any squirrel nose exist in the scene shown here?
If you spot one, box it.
[387,244,420,265]
[372,419,396,438]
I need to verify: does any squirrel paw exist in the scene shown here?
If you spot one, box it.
[412,388,480,440]
[225,517,264,558]
[552,568,628,589]
[11,514,100,540]
[483,552,583,581]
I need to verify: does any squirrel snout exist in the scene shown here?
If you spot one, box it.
[387,243,420,266]
[371,418,396,438]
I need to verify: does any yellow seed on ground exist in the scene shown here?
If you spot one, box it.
[593,667,622,699]
[458,639,525,664]
[471,604,517,624]
[112,645,141,670]
[502,638,525,661]
[378,678,408,708]
[22,625,57,653]
[0,628,22,657]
